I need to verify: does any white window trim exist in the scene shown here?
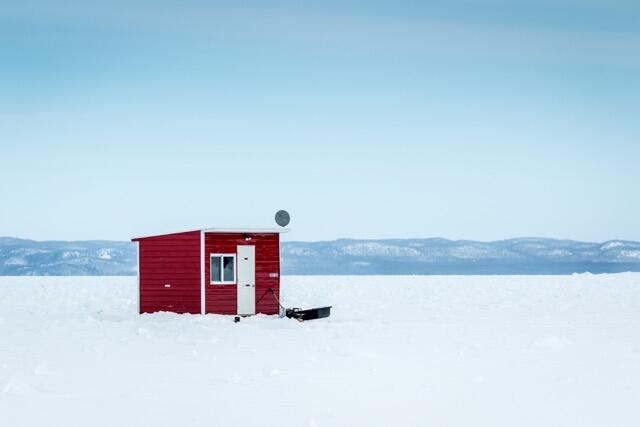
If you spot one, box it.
[210,253,237,285]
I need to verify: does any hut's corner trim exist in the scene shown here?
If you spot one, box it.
[200,230,205,315]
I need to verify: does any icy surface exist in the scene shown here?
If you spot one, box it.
[1,274,640,426]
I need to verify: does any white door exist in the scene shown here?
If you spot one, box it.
[237,245,256,315]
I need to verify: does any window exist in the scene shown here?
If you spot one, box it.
[210,254,236,284]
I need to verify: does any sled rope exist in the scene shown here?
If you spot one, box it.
[266,288,286,312]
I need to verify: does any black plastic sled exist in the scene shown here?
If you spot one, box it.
[285,306,332,321]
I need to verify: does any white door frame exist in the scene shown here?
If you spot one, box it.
[237,245,256,315]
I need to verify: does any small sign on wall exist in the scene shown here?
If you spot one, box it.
[269,272,279,278]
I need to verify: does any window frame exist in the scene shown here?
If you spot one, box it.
[209,253,237,285]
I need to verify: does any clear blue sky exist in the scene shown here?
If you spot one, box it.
[1,0,638,242]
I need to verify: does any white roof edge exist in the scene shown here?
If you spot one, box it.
[201,227,290,234]
[133,227,290,240]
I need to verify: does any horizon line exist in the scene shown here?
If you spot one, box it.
[1,235,638,245]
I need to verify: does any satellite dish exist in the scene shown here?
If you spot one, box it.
[275,210,290,227]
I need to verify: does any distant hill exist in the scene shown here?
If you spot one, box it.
[0,237,136,276]
[1,236,640,276]
[283,238,640,275]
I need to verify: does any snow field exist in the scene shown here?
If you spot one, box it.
[1,274,640,426]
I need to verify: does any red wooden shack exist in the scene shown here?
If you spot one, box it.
[132,228,287,315]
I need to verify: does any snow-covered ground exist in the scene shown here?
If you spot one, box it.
[1,274,640,426]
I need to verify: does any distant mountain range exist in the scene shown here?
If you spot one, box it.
[0,237,136,276]
[1,236,640,276]
[283,238,640,275]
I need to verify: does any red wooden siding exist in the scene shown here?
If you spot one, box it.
[205,233,280,315]
[135,230,201,314]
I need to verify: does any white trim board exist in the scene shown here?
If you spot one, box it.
[132,227,289,241]
[135,242,140,314]
[200,230,205,315]
[202,228,289,234]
